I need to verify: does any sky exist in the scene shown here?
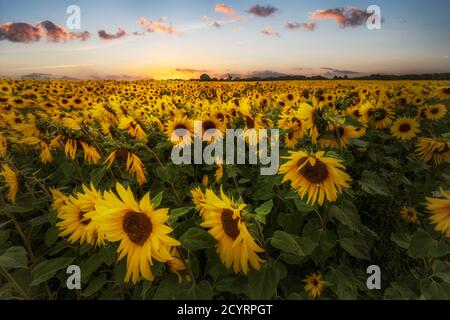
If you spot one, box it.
[0,0,449,80]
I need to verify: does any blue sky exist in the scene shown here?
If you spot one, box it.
[0,0,449,79]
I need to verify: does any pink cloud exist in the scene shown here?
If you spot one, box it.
[0,20,90,43]
[260,27,279,37]
[140,17,177,35]
[310,7,371,28]
[215,3,243,20]
[285,21,316,31]
[98,28,127,40]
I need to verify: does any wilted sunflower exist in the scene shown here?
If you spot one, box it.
[390,117,420,141]
[196,187,264,274]
[80,141,101,164]
[125,152,147,186]
[118,116,147,143]
[55,184,105,246]
[0,164,18,204]
[416,137,450,165]
[279,151,352,206]
[95,183,180,283]
[304,273,324,299]
[425,104,447,121]
[425,188,450,237]
[400,207,419,223]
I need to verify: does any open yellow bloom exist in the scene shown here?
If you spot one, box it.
[279,151,352,206]
[95,183,180,283]
[196,186,264,274]
[425,188,450,237]
[0,164,18,204]
[304,273,324,298]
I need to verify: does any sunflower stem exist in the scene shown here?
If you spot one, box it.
[0,266,30,300]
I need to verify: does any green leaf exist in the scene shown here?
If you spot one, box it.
[151,191,163,208]
[177,280,213,300]
[79,254,104,281]
[153,275,179,300]
[391,233,412,250]
[271,231,317,264]
[408,229,448,259]
[31,257,74,286]
[82,274,107,297]
[432,260,450,283]
[254,199,273,224]
[329,205,361,233]
[45,227,59,247]
[0,246,28,269]
[215,275,248,295]
[384,282,417,300]
[420,279,450,300]
[358,170,389,196]
[339,237,370,260]
[180,228,216,251]
[169,207,194,224]
[248,261,285,300]
[330,265,359,300]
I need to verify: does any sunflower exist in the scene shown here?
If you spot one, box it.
[425,188,450,237]
[425,104,447,121]
[165,115,194,147]
[279,151,352,206]
[400,207,419,223]
[94,183,180,283]
[0,164,18,204]
[298,100,328,144]
[0,134,7,158]
[196,187,264,274]
[125,152,147,186]
[55,184,105,246]
[191,186,210,219]
[80,141,101,164]
[197,117,224,143]
[319,124,357,149]
[390,117,421,141]
[361,100,395,129]
[435,86,450,100]
[64,138,78,160]
[118,116,147,143]
[166,247,186,283]
[304,273,324,299]
[416,137,450,165]
[49,187,69,211]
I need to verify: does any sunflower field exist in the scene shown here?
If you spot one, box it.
[0,79,449,300]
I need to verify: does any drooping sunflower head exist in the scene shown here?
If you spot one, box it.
[390,117,421,141]
[425,188,450,237]
[416,137,450,165]
[0,163,19,204]
[279,150,352,206]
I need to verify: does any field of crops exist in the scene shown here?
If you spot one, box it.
[0,79,449,300]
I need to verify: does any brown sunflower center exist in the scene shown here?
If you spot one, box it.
[399,123,411,133]
[245,116,255,129]
[221,209,240,240]
[78,211,91,226]
[298,157,329,184]
[122,211,152,246]
[435,144,450,154]
[407,211,415,217]
[443,88,450,95]
[312,279,319,286]
[287,94,294,101]
[174,124,188,137]
[202,120,216,132]
[430,108,439,115]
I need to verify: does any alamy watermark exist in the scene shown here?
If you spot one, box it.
[170,121,280,175]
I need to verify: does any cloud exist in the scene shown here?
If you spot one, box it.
[247,4,279,17]
[321,67,362,75]
[215,3,243,20]
[139,17,177,35]
[310,7,371,28]
[0,20,90,43]
[285,21,316,31]
[212,21,221,28]
[98,28,127,40]
[260,27,279,36]
[175,68,210,74]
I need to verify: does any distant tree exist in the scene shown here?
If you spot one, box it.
[200,74,211,81]
[227,73,232,81]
